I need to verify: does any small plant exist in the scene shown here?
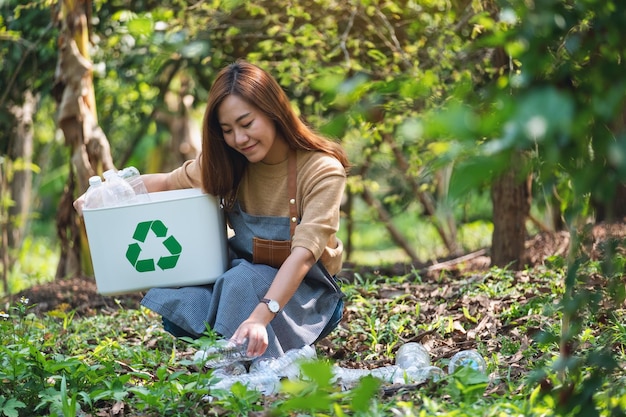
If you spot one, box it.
[275,360,383,415]
[446,364,490,405]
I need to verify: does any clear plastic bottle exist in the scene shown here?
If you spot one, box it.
[195,339,259,369]
[404,365,445,383]
[84,176,112,209]
[103,169,136,206]
[395,342,430,369]
[370,365,407,384]
[117,166,150,203]
[448,350,487,374]
[332,366,374,390]
[249,344,317,379]
[333,363,444,390]
[211,361,248,379]
[211,372,281,395]
[333,365,406,390]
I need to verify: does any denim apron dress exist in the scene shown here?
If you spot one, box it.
[141,157,344,358]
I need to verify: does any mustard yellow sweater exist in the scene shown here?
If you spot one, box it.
[169,150,346,275]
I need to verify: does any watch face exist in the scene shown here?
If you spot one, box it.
[268,300,280,313]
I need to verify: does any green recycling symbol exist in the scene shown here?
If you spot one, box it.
[126,220,182,272]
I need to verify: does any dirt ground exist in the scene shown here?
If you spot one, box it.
[16,224,621,313]
[8,223,626,383]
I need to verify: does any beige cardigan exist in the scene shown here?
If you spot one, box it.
[168,150,346,275]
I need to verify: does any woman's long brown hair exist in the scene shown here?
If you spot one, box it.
[200,60,350,207]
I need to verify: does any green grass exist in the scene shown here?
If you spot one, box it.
[4,216,626,416]
[3,235,58,296]
[3,260,626,416]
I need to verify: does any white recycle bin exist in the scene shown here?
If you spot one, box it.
[83,188,228,295]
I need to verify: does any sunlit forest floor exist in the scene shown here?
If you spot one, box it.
[15,224,623,369]
[4,223,626,414]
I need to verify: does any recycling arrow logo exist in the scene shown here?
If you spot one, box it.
[126,220,182,272]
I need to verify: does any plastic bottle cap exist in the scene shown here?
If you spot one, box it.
[88,176,102,186]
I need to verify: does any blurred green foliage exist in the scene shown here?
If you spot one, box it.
[3,2,626,412]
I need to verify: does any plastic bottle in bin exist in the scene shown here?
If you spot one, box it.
[103,169,136,206]
[117,166,150,203]
[84,176,113,209]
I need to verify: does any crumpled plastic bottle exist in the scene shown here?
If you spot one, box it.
[248,344,317,379]
[448,350,487,374]
[332,365,400,390]
[206,344,316,396]
[211,371,281,396]
[332,342,445,390]
[210,361,248,379]
[395,342,444,384]
[332,363,445,390]
[194,339,259,369]
[395,342,430,369]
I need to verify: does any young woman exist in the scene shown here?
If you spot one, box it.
[132,60,349,358]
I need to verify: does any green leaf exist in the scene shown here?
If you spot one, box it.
[320,114,348,138]
[311,73,345,93]
[448,366,489,404]
[127,17,153,38]
[219,0,247,12]
[448,153,510,198]
[279,389,332,412]
[350,375,380,412]
[0,397,26,417]
[300,361,335,389]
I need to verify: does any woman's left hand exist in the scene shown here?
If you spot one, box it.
[232,318,269,357]
[231,247,317,357]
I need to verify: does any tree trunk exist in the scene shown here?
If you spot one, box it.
[0,91,37,295]
[592,183,626,223]
[0,162,9,295]
[485,0,532,270]
[53,0,115,279]
[491,158,531,269]
[152,79,201,172]
[8,90,37,250]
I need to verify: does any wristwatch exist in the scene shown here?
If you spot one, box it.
[260,298,280,314]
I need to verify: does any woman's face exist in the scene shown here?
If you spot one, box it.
[217,94,289,164]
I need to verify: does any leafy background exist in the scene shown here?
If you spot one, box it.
[2,0,626,415]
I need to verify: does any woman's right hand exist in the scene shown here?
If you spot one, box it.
[73,172,172,216]
[73,192,87,216]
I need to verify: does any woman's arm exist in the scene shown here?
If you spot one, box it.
[140,173,175,192]
[232,156,347,356]
[73,158,203,215]
[232,246,316,356]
